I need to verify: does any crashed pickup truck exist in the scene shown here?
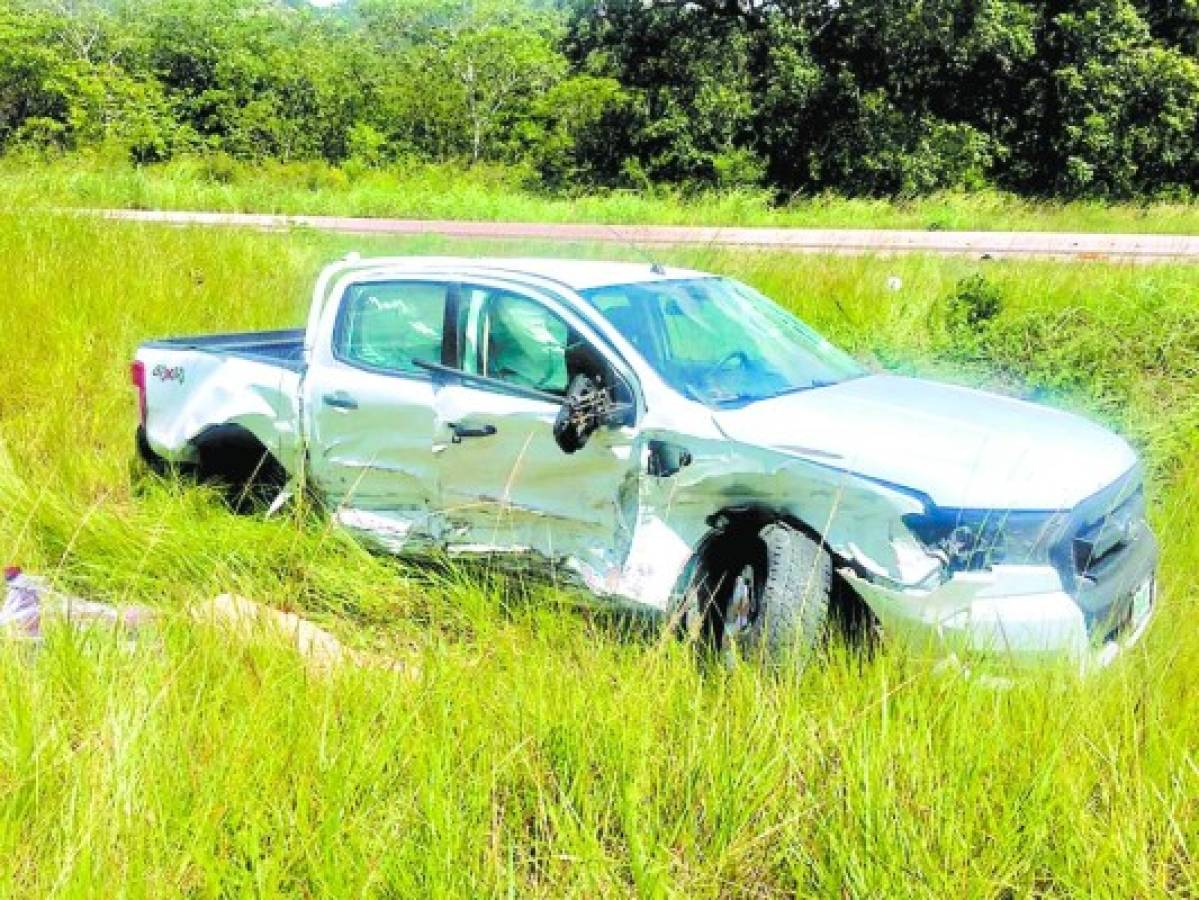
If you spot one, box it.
[133,255,1157,667]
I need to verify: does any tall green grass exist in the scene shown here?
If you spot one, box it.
[0,212,1195,895]
[8,153,1199,234]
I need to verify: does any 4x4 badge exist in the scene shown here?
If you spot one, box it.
[152,364,185,385]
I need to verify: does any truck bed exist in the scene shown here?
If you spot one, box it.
[141,328,305,372]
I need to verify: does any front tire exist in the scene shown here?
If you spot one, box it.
[701,522,833,669]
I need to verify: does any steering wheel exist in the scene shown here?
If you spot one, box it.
[701,349,751,383]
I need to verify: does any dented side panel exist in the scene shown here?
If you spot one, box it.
[591,431,938,610]
[431,381,640,566]
[432,424,945,613]
[302,362,438,515]
[139,347,303,472]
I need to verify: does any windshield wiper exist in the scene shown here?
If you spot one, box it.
[753,378,845,403]
[687,379,842,409]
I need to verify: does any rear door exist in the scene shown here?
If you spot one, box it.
[431,279,641,566]
[303,278,452,538]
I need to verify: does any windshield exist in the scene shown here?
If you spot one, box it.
[579,277,864,407]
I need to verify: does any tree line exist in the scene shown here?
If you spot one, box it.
[3,0,1199,199]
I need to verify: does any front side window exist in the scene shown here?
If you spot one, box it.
[581,277,864,407]
[457,288,572,395]
[336,281,447,374]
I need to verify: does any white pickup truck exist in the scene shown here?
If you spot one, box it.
[133,255,1157,667]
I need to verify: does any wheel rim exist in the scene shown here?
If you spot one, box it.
[723,563,757,644]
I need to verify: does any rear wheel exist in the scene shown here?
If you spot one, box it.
[134,425,286,513]
[192,427,288,512]
[697,521,833,669]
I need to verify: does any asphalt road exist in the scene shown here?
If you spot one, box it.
[86,208,1199,263]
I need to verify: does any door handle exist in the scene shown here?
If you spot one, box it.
[450,423,497,443]
[322,391,358,410]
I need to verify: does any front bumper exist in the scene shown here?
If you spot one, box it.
[844,525,1158,669]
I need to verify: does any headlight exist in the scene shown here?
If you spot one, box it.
[902,508,1070,573]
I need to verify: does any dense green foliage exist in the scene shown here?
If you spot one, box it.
[5,0,1199,199]
[0,214,1196,894]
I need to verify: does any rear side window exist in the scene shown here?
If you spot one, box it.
[336,281,447,374]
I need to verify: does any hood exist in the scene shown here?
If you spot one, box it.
[712,374,1137,510]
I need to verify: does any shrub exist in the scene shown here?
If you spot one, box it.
[945,273,1004,334]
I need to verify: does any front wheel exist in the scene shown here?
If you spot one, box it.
[699,522,833,669]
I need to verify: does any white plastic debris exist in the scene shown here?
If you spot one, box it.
[0,567,44,635]
[1,566,148,639]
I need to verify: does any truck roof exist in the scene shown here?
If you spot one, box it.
[340,256,711,292]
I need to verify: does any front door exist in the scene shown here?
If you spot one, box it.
[432,281,640,578]
[304,278,451,542]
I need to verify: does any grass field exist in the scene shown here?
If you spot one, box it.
[0,211,1196,896]
[10,153,1199,235]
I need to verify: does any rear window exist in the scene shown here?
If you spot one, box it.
[335,281,447,374]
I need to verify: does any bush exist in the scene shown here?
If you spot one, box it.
[196,153,240,185]
[942,273,1005,359]
[11,116,70,152]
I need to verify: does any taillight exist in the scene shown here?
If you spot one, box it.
[131,360,147,425]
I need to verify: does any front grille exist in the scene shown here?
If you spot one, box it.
[1049,467,1155,641]
[1072,485,1145,582]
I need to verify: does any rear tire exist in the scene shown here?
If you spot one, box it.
[134,425,286,513]
[193,428,287,513]
[700,521,833,670]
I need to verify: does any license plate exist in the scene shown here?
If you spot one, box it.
[1130,577,1155,626]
